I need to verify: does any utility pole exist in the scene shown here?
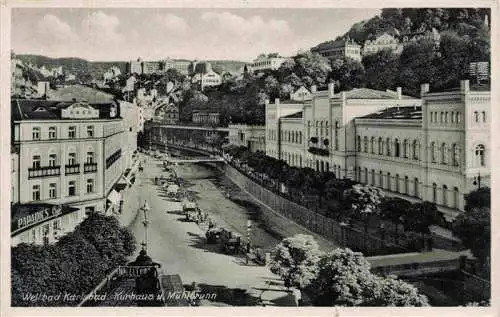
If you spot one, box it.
[246,220,252,265]
[141,200,150,252]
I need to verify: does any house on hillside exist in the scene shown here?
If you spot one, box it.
[311,38,362,61]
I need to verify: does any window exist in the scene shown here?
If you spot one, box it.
[482,111,486,123]
[457,112,461,123]
[379,171,383,187]
[357,135,361,152]
[370,137,375,154]
[451,112,455,123]
[441,143,447,164]
[442,185,448,206]
[32,127,40,140]
[413,140,419,160]
[453,187,459,209]
[452,144,459,166]
[430,142,436,162]
[432,183,437,203]
[445,112,448,123]
[364,168,368,184]
[68,126,76,138]
[32,155,41,169]
[68,181,76,196]
[363,137,368,153]
[395,174,400,192]
[475,144,485,167]
[395,139,400,157]
[86,179,94,193]
[474,111,479,122]
[48,154,57,167]
[49,127,57,139]
[378,138,383,155]
[49,183,56,199]
[440,112,444,123]
[414,178,419,197]
[86,151,95,164]
[404,176,409,194]
[386,138,391,156]
[32,185,41,201]
[53,219,61,231]
[387,172,391,190]
[68,152,76,165]
[371,169,375,185]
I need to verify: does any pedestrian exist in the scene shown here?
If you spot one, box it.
[292,288,302,307]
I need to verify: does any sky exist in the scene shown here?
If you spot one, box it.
[11,8,381,62]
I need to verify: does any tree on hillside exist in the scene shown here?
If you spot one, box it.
[264,75,280,100]
[269,234,323,289]
[330,57,366,91]
[293,51,332,87]
[362,49,400,91]
[396,39,439,96]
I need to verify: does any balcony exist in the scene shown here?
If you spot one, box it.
[65,164,80,175]
[28,166,61,179]
[84,162,98,174]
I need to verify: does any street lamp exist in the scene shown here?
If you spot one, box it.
[141,200,151,252]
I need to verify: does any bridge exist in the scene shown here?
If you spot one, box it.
[165,156,225,164]
[151,123,230,132]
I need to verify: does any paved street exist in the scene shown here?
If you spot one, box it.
[126,154,297,306]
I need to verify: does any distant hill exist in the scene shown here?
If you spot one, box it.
[15,54,127,80]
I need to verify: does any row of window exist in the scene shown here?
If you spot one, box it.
[357,136,423,160]
[32,152,95,168]
[32,179,95,201]
[429,111,463,124]
[357,168,460,209]
[32,125,95,140]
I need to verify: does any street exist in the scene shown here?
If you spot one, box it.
[127,154,298,306]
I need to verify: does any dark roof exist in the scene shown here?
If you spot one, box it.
[282,111,303,119]
[359,106,422,120]
[12,99,121,121]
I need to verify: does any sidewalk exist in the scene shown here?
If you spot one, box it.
[119,160,143,227]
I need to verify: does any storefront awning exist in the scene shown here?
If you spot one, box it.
[107,189,121,205]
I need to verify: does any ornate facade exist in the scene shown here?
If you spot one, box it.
[265,80,489,219]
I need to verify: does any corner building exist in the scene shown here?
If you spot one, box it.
[265,80,490,220]
[11,99,125,245]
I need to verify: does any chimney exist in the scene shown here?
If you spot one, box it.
[328,82,335,98]
[311,85,317,93]
[460,80,470,94]
[396,87,402,100]
[420,83,430,97]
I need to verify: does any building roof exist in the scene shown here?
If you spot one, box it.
[313,38,359,51]
[333,88,415,100]
[12,99,121,121]
[281,111,303,119]
[359,106,422,120]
